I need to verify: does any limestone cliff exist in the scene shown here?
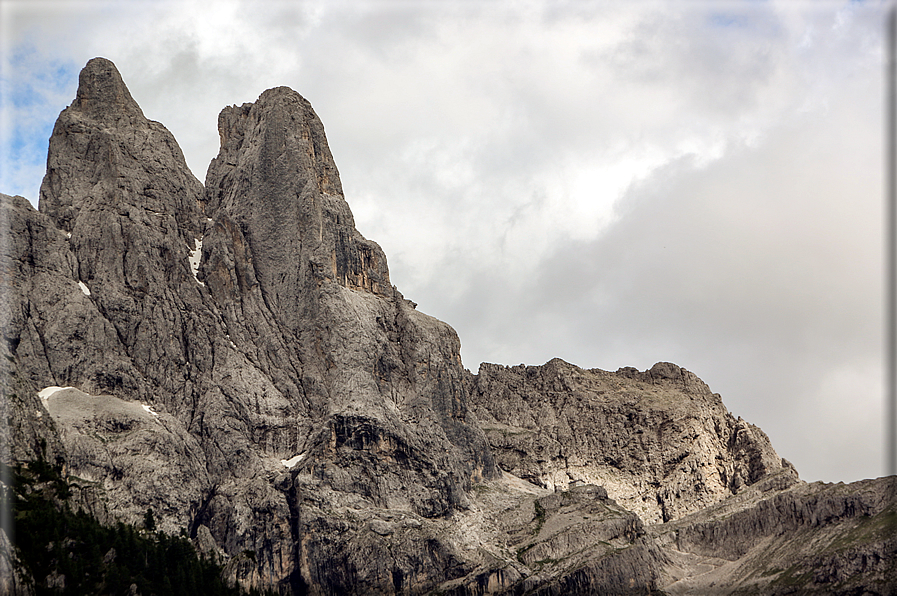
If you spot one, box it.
[654,475,897,594]
[467,359,799,524]
[1,57,892,596]
[6,57,501,592]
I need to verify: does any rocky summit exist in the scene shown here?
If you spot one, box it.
[0,57,893,596]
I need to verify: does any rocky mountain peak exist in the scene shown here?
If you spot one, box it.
[3,58,892,595]
[208,85,343,209]
[39,59,204,240]
[72,57,145,121]
[202,82,390,336]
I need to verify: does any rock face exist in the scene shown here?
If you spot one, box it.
[5,57,498,594]
[41,386,209,534]
[0,528,33,596]
[1,57,892,596]
[467,359,799,524]
[653,475,897,594]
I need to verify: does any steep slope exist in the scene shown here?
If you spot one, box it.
[465,360,897,595]
[197,83,502,591]
[199,85,498,506]
[4,56,503,593]
[0,193,70,467]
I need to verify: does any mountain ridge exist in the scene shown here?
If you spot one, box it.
[1,56,893,595]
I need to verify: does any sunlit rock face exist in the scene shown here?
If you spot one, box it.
[1,57,892,596]
[468,359,798,524]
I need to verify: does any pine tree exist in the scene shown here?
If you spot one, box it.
[143,508,156,532]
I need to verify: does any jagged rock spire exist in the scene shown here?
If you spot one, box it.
[202,86,391,337]
[34,57,208,400]
[72,57,145,121]
[39,57,203,239]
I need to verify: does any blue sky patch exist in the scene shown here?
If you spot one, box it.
[1,44,79,200]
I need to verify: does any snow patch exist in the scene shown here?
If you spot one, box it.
[142,404,159,417]
[280,453,306,468]
[38,386,74,399]
[188,238,205,286]
[78,281,91,296]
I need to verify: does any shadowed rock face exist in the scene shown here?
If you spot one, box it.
[2,57,892,596]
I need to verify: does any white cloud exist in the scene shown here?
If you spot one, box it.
[0,0,888,483]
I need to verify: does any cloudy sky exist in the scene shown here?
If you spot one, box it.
[1,0,890,484]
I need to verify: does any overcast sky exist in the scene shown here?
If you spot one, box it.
[0,0,890,485]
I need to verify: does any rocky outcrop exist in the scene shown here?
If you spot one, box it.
[0,528,34,596]
[41,386,210,534]
[0,57,889,595]
[196,83,500,591]
[654,475,897,594]
[468,359,798,524]
[499,484,667,596]
[4,57,497,594]
[1,192,93,467]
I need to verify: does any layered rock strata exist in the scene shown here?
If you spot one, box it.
[654,475,897,594]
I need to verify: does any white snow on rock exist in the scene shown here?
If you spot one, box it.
[280,453,306,468]
[142,404,159,417]
[78,281,91,296]
[38,386,75,399]
[188,238,204,286]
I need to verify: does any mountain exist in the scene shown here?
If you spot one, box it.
[1,57,893,596]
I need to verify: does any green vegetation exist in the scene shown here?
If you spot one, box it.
[768,564,813,589]
[3,460,277,596]
[472,484,492,495]
[532,557,560,571]
[515,544,534,564]
[142,508,157,533]
[532,501,547,535]
[824,507,897,554]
